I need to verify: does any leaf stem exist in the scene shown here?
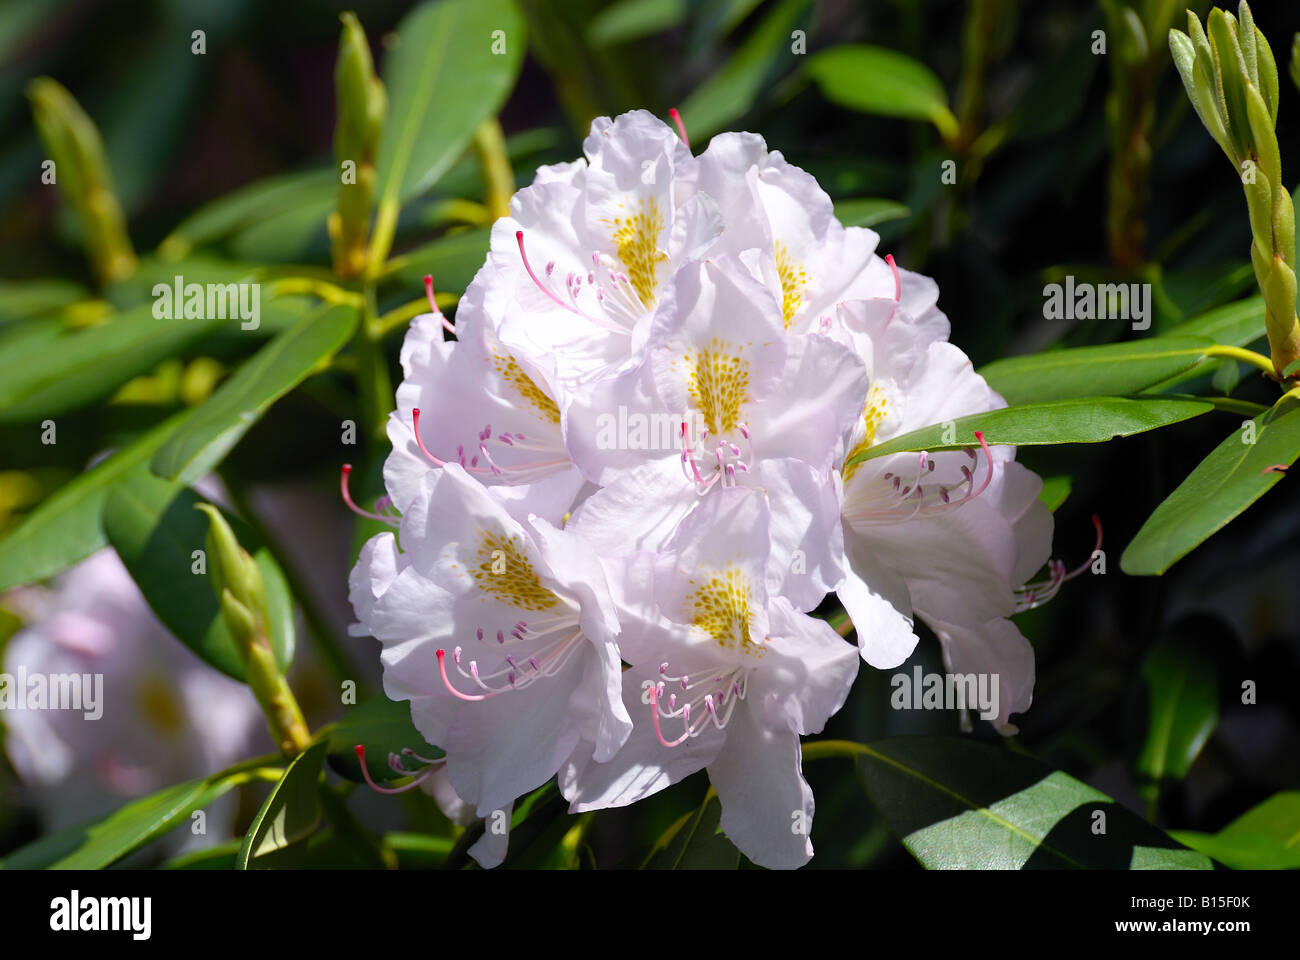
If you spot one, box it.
[1203,343,1277,375]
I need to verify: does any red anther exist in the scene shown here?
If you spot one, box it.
[669,108,690,149]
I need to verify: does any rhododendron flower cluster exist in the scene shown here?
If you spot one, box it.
[349,111,1057,869]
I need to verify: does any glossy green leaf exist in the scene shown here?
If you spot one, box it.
[854,737,1212,869]
[238,741,328,869]
[391,228,491,294]
[1167,295,1265,346]
[832,197,911,228]
[325,695,444,784]
[1122,400,1300,575]
[0,409,193,591]
[850,396,1212,465]
[150,303,357,485]
[0,302,227,423]
[1039,475,1072,512]
[1134,627,1220,792]
[587,0,687,47]
[158,168,335,259]
[0,764,274,870]
[0,278,87,323]
[375,0,525,207]
[677,0,811,141]
[642,790,742,868]
[1172,791,1300,869]
[103,471,294,682]
[978,336,1216,405]
[806,45,957,140]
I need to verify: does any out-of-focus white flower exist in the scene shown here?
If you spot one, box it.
[1,549,264,831]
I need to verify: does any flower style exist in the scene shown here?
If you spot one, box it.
[561,489,858,869]
[349,463,632,817]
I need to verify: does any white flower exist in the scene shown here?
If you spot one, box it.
[561,489,858,870]
[1,549,263,832]
[564,257,867,610]
[828,270,1055,730]
[348,463,632,817]
[486,110,722,388]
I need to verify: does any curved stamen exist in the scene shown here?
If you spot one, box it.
[340,464,397,524]
[884,254,901,303]
[354,744,437,795]
[424,274,456,336]
[669,107,690,149]
[437,648,492,702]
[515,231,626,333]
[410,408,449,467]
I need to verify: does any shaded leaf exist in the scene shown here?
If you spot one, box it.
[1172,792,1300,869]
[150,303,357,485]
[1121,400,1300,575]
[238,741,328,869]
[806,45,957,139]
[854,736,1212,869]
[103,471,294,682]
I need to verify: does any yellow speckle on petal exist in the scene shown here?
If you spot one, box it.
[136,677,184,736]
[472,532,557,610]
[493,353,561,425]
[775,241,808,331]
[689,568,763,656]
[681,338,750,436]
[843,384,888,483]
[609,197,667,307]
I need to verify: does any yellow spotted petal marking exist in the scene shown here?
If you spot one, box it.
[494,353,561,425]
[689,568,764,656]
[775,241,808,330]
[471,532,557,610]
[682,338,750,436]
[137,676,185,736]
[843,384,888,483]
[610,197,667,307]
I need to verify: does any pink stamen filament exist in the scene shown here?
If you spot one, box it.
[515,231,626,333]
[424,274,456,336]
[669,108,690,149]
[354,744,437,795]
[885,254,901,303]
[340,464,397,525]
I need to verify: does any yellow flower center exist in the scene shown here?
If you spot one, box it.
[136,676,184,736]
[493,353,560,425]
[610,197,667,307]
[775,241,808,330]
[683,338,750,436]
[843,384,889,483]
[469,532,558,610]
[689,568,764,656]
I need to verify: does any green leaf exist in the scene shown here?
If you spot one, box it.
[375,0,525,208]
[0,408,193,591]
[587,0,687,47]
[853,736,1212,869]
[1121,400,1300,575]
[161,840,242,870]
[832,197,911,228]
[325,695,444,784]
[642,790,742,868]
[806,45,958,141]
[237,741,328,869]
[1172,791,1300,869]
[0,301,228,423]
[0,278,88,323]
[1167,295,1265,346]
[1039,475,1072,512]
[0,765,272,869]
[150,302,357,484]
[677,0,811,141]
[159,169,335,260]
[850,396,1212,465]
[391,228,491,294]
[1133,625,1220,794]
[978,336,1215,405]
[102,471,294,682]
